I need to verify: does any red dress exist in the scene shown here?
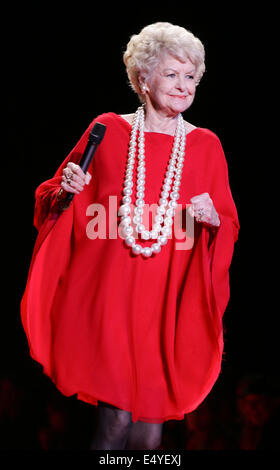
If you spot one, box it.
[21,113,239,423]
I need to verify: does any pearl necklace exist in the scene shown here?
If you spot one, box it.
[118,105,186,258]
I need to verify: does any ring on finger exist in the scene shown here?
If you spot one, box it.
[65,169,74,180]
[197,208,205,221]
[62,174,72,186]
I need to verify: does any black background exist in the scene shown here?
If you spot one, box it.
[3,1,278,450]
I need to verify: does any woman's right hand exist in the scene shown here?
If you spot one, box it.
[61,162,92,194]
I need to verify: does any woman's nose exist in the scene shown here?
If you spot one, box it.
[176,76,186,91]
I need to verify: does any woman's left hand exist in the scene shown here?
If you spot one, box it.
[189,192,220,227]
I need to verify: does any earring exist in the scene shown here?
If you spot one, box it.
[141,85,147,94]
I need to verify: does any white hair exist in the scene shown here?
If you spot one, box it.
[123,22,206,101]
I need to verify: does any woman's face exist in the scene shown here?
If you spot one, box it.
[144,53,197,117]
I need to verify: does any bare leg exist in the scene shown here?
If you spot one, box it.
[125,421,163,450]
[90,402,133,450]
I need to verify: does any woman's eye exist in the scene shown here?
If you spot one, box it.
[166,73,194,80]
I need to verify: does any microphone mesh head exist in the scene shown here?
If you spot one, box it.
[89,122,106,143]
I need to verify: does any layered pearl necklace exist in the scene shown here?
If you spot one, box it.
[118,105,186,258]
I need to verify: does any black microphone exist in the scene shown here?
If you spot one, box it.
[61,122,106,209]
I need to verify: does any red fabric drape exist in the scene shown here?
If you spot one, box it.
[21,113,239,423]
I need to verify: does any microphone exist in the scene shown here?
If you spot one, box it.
[61,122,106,209]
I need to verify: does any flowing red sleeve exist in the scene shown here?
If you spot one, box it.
[20,117,99,373]
[201,132,239,347]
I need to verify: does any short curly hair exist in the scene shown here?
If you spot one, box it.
[123,22,205,102]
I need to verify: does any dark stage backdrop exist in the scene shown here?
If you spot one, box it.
[3,1,278,449]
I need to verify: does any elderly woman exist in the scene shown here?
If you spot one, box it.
[21,22,239,450]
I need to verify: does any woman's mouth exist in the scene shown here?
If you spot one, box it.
[169,95,187,99]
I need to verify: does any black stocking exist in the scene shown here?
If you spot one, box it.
[90,402,133,450]
[90,401,163,450]
[125,421,163,450]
